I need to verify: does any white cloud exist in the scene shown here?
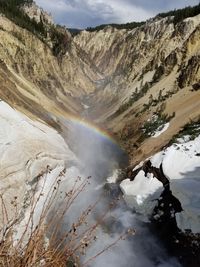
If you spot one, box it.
[35,0,199,28]
[103,0,153,23]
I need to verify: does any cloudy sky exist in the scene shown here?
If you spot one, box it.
[35,0,199,29]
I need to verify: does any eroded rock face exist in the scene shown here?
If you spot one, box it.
[0,5,200,195]
[1,11,200,147]
[74,15,200,100]
[178,55,200,88]
[74,15,200,159]
[0,5,200,266]
[0,14,102,128]
[22,1,53,25]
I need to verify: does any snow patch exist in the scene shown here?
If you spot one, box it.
[0,101,78,226]
[153,136,200,233]
[120,170,163,219]
[107,169,120,183]
[121,134,200,233]
[152,122,170,138]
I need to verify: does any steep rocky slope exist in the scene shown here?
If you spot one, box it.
[74,16,200,266]
[74,15,200,164]
[0,4,200,266]
[0,13,102,130]
[1,6,200,160]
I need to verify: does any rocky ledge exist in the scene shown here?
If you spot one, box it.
[22,1,53,25]
[120,134,200,267]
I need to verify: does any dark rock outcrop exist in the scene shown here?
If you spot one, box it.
[126,159,200,267]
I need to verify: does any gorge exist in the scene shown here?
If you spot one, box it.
[0,1,200,266]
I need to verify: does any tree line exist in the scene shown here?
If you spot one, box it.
[0,0,47,38]
[86,21,145,32]
[86,3,200,33]
[157,3,200,24]
[0,0,72,57]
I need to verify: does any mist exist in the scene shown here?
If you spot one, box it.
[54,118,181,267]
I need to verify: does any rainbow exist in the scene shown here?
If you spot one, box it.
[60,114,119,146]
[58,114,128,167]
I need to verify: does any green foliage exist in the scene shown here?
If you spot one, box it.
[86,3,200,33]
[111,81,152,118]
[86,21,145,32]
[141,88,178,114]
[0,0,47,39]
[192,82,200,91]
[152,65,165,83]
[157,3,200,24]
[171,119,200,144]
[50,26,71,57]
[68,28,82,37]
[0,0,32,6]
[112,72,178,119]
[0,0,71,57]
[142,111,175,137]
